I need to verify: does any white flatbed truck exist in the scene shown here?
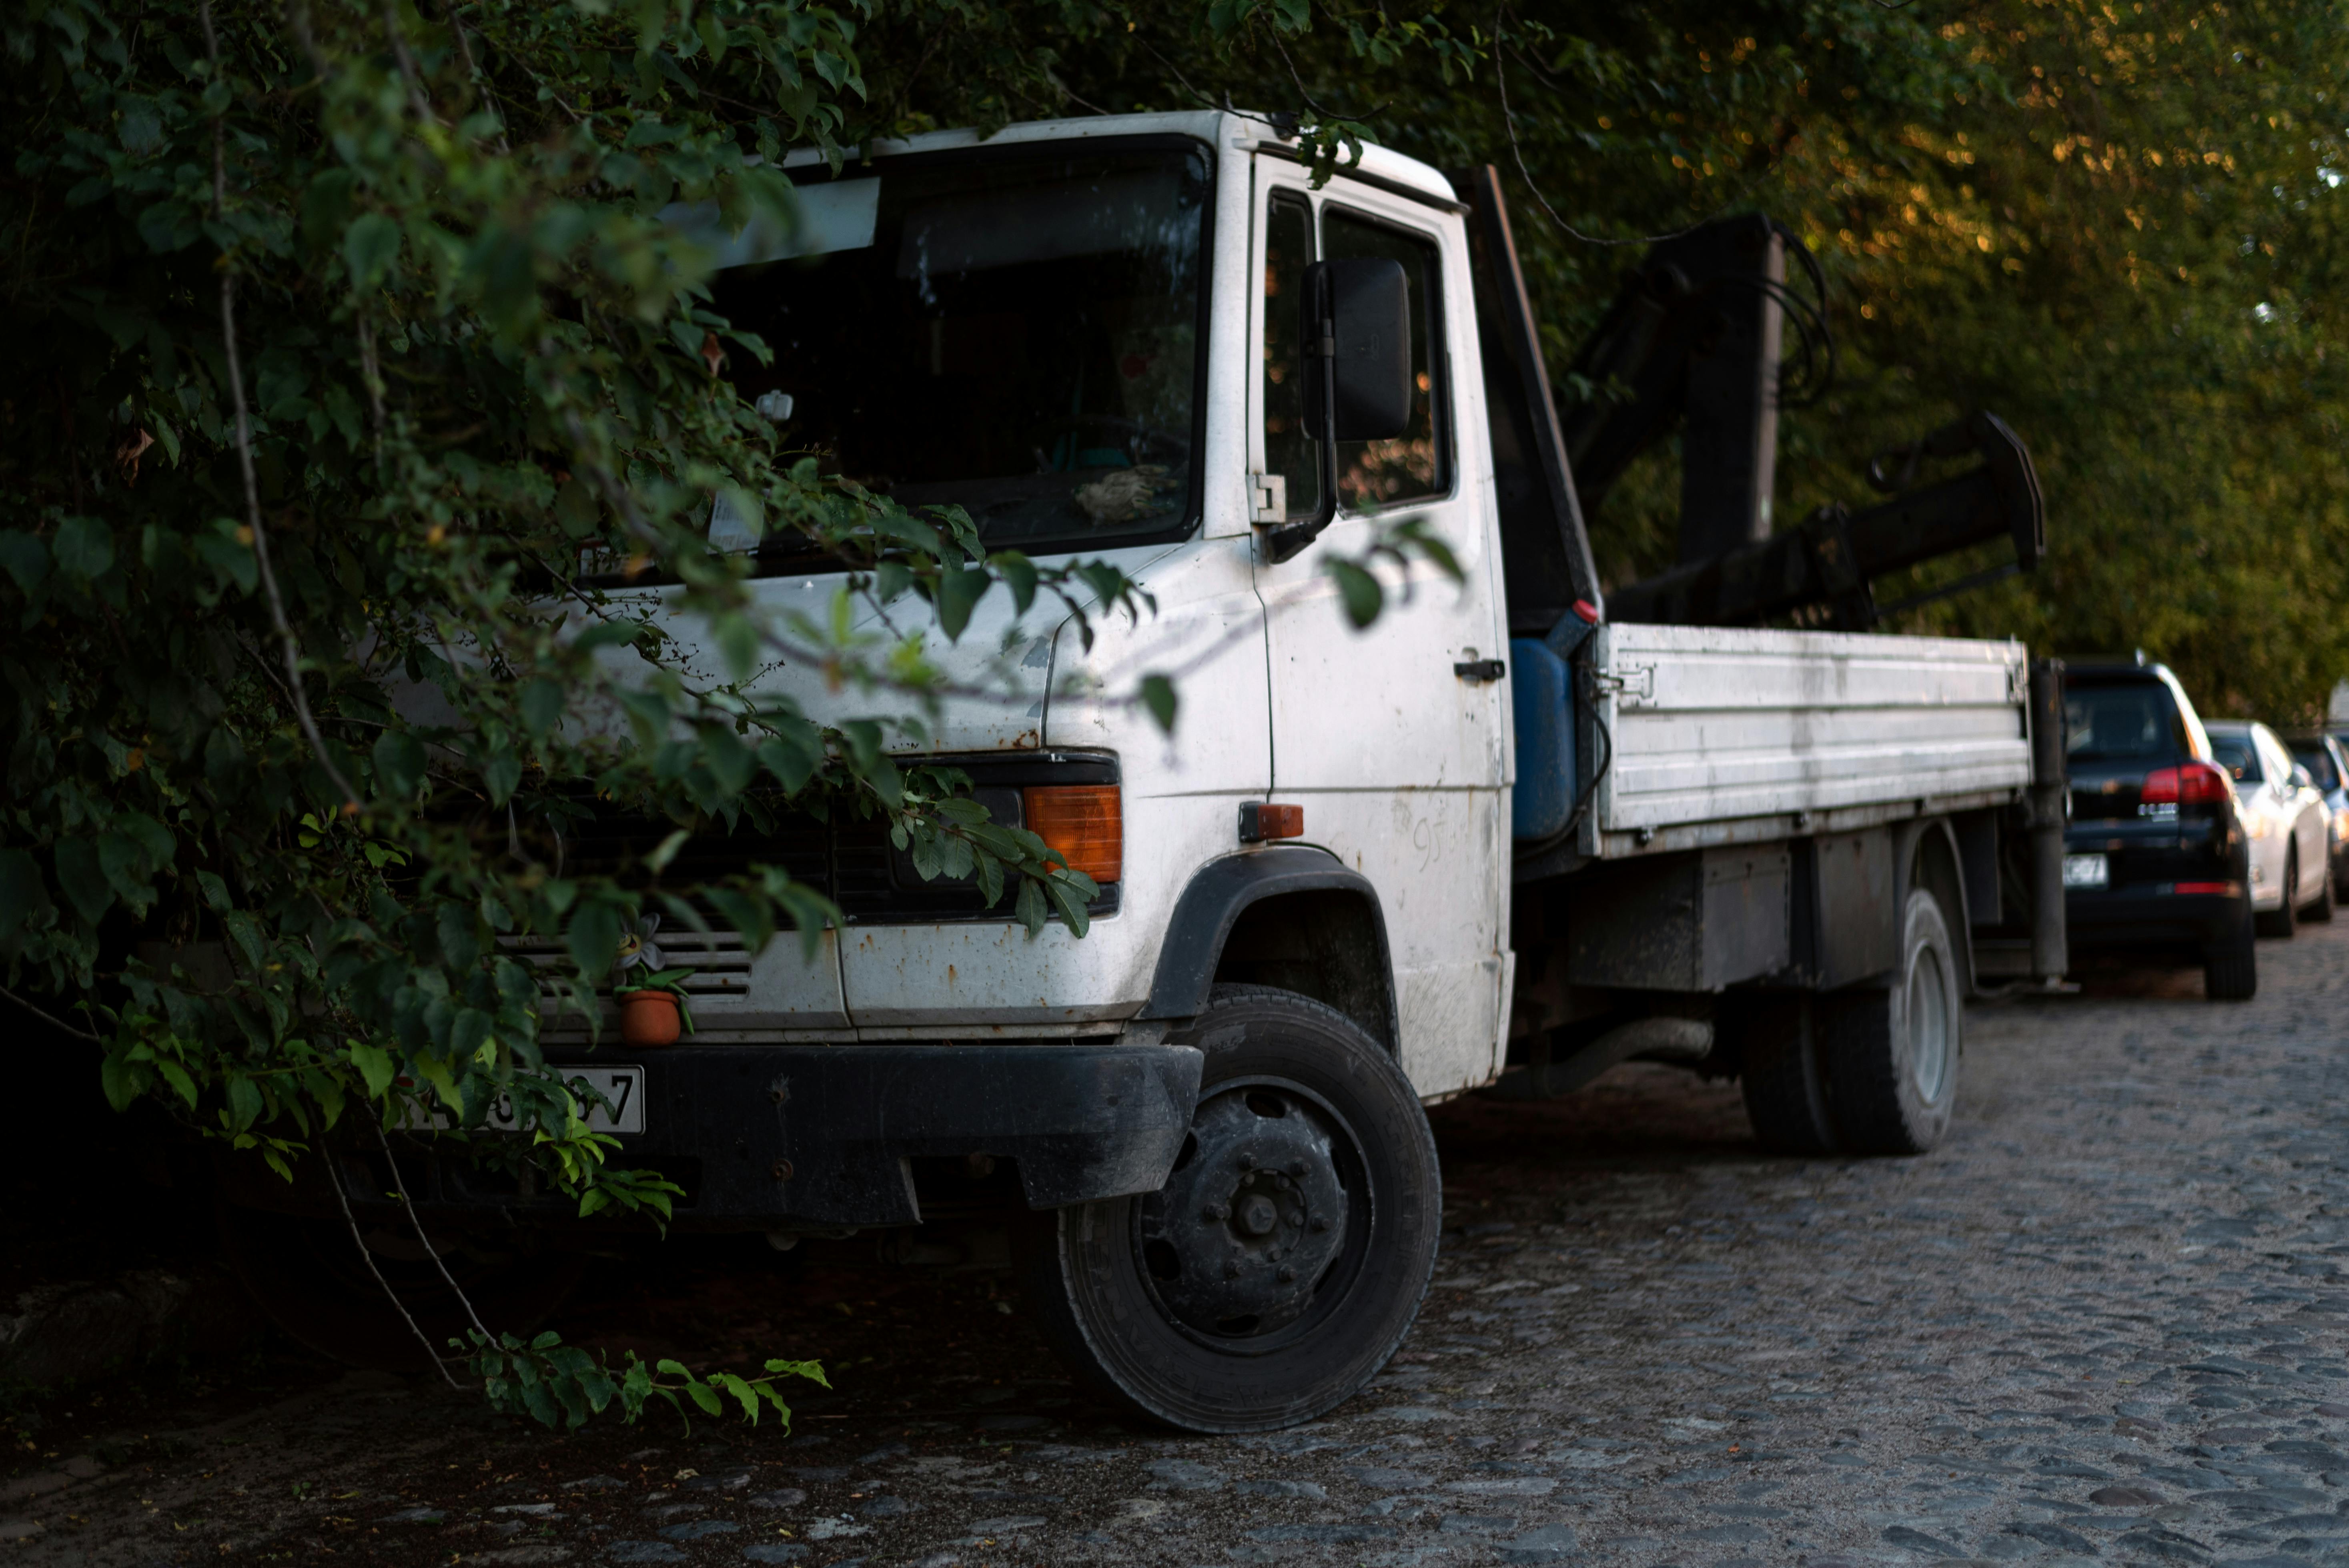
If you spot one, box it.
[243,110,2067,1432]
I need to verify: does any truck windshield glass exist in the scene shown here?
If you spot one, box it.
[709,146,1210,556]
[2064,683,2187,763]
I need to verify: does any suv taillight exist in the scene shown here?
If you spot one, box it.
[2142,761,2231,805]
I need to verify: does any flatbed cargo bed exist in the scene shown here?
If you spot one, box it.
[1579,623,2034,860]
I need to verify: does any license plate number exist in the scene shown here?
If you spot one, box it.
[2063,853,2109,890]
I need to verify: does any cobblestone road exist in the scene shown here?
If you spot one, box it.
[12,923,2349,1568]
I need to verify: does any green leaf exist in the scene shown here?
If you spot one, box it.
[934,563,988,642]
[344,213,403,289]
[1326,559,1385,629]
[349,1040,397,1098]
[520,679,566,738]
[0,849,52,938]
[483,749,523,805]
[52,516,114,581]
[52,839,114,925]
[1138,674,1179,735]
[225,1073,263,1132]
[155,1060,199,1108]
[0,531,50,595]
[372,730,426,798]
[566,901,624,980]
[989,551,1038,614]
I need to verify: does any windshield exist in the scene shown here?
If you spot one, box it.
[2208,732,2262,785]
[708,143,1211,556]
[2065,682,2187,764]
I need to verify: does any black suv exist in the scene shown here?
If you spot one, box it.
[2062,659,2256,999]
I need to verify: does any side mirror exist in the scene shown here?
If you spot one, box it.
[1262,257,1413,564]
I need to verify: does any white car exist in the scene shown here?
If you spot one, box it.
[2206,720,2333,935]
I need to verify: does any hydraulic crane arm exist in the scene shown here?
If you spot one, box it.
[1603,411,2046,630]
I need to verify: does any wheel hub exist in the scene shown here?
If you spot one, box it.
[1136,1085,1350,1337]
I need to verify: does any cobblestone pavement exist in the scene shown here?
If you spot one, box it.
[12,924,2349,1568]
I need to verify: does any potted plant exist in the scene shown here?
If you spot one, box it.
[611,914,692,1047]
[614,967,695,1048]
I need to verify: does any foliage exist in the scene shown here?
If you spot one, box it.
[0,0,1457,1327]
[463,1329,828,1431]
[0,0,1187,1229]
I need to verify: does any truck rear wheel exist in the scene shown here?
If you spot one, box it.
[1017,985,1439,1433]
[1735,995,1839,1155]
[1822,887,1962,1155]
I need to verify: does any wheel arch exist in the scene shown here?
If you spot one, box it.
[1140,847,1399,1053]
[1895,817,1975,997]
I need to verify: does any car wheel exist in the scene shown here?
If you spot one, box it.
[2306,851,2336,922]
[216,1200,585,1372]
[1016,985,1439,1433]
[2204,902,2258,1001]
[1821,887,1962,1156]
[2257,845,2300,938]
[1734,994,1839,1155]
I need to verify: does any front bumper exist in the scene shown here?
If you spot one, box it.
[224,1044,1203,1230]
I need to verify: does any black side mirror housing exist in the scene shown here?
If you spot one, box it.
[1303,258,1413,443]
[1261,257,1413,563]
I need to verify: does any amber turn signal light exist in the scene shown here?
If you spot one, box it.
[1239,802,1304,843]
[1023,785,1122,883]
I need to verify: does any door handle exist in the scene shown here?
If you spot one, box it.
[1453,659,1506,683]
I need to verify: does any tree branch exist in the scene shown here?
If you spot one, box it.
[326,1142,468,1389]
[0,986,102,1044]
[202,0,363,814]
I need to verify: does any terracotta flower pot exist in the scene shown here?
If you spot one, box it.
[618,989,682,1048]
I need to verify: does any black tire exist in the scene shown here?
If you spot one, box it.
[1016,984,1440,1433]
[216,1200,584,1372]
[2306,854,2336,922]
[1821,888,1963,1156]
[2204,903,2259,1001]
[2257,847,2299,938]
[1734,994,1839,1155]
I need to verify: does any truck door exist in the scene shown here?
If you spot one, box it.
[1251,169,1511,1099]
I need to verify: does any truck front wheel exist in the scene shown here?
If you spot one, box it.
[1018,985,1440,1433]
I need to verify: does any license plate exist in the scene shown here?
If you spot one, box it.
[408,1066,649,1135]
[2063,853,2110,890]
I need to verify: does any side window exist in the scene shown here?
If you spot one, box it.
[1262,193,1320,519]
[1321,209,1448,508]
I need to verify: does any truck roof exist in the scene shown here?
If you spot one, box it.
[777,110,1459,207]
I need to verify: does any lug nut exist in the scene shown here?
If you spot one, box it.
[1277,1266,1296,1283]
[1311,1216,1331,1232]
[1238,1151,1256,1169]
